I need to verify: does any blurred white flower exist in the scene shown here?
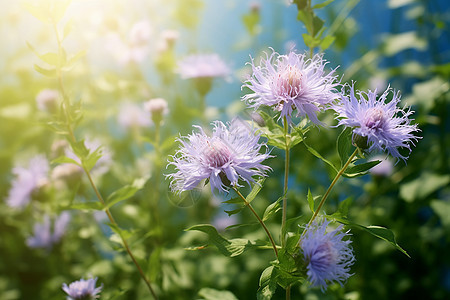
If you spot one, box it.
[36,89,59,112]
[118,102,151,129]
[144,98,169,124]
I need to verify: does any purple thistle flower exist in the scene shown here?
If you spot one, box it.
[332,84,421,161]
[242,48,339,124]
[62,277,102,300]
[301,219,355,291]
[26,212,71,250]
[6,155,49,209]
[167,118,271,194]
[176,53,231,80]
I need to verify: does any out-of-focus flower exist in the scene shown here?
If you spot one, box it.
[117,102,151,129]
[332,84,421,161]
[213,210,238,231]
[129,20,152,47]
[51,164,83,188]
[242,48,339,124]
[51,139,70,159]
[106,20,152,65]
[157,29,180,52]
[144,98,169,124]
[177,53,231,80]
[167,118,271,194]
[62,277,102,300]
[6,155,49,209]
[26,212,71,250]
[36,89,59,113]
[301,219,355,291]
[369,155,393,177]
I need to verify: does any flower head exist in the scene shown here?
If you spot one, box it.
[301,219,355,291]
[36,89,59,112]
[26,212,71,250]
[167,118,271,194]
[117,102,151,129]
[144,98,169,124]
[62,277,102,300]
[177,53,230,80]
[242,48,339,124]
[6,155,49,209]
[332,84,421,161]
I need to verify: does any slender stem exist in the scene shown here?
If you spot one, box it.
[281,116,290,248]
[307,148,358,226]
[51,19,158,300]
[286,286,291,300]
[233,187,278,258]
[83,167,159,300]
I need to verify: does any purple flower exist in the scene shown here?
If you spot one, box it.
[301,219,355,291]
[26,212,71,250]
[167,118,271,194]
[333,84,421,161]
[62,277,102,300]
[6,155,49,209]
[36,89,59,112]
[117,102,151,129]
[176,54,231,80]
[242,48,339,124]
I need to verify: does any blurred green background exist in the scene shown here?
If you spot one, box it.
[0,0,449,299]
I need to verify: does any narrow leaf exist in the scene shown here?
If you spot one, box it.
[34,64,57,77]
[105,179,146,209]
[185,224,260,257]
[312,0,335,9]
[246,177,266,204]
[337,127,353,167]
[51,155,81,167]
[262,196,283,221]
[307,189,315,213]
[343,160,381,178]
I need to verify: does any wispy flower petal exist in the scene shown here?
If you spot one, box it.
[167,118,271,194]
[242,48,339,124]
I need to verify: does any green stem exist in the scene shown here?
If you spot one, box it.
[307,148,358,226]
[83,167,159,300]
[51,19,158,300]
[281,116,290,248]
[233,187,278,258]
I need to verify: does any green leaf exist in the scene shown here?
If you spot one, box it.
[313,0,335,9]
[63,19,74,40]
[107,222,133,246]
[51,155,81,167]
[331,216,410,257]
[262,196,283,222]
[383,31,427,56]
[246,177,266,204]
[431,200,450,228]
[147,247,161,282]
[257,266,278,300]
[105,179,146,209]
[34,64,57,77]
[320,35,335,50]
[399,173,450,203]
[292,0,307,10]
[297,10,313,35]
[50,0,72,23]
[224,207,245,217]
[69,201,103,211]
[63,50,87,71]
[343,160,381,178]
[312,15,325,36]
[198,288,238,300]
[70,139,89,160]
[307,189,315,213]
[337,127,353,167]
[242,11,260,36]
[83,147,103,171]
[23,2,51,23]
[302,33,321,48]
[185,224,261,257]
